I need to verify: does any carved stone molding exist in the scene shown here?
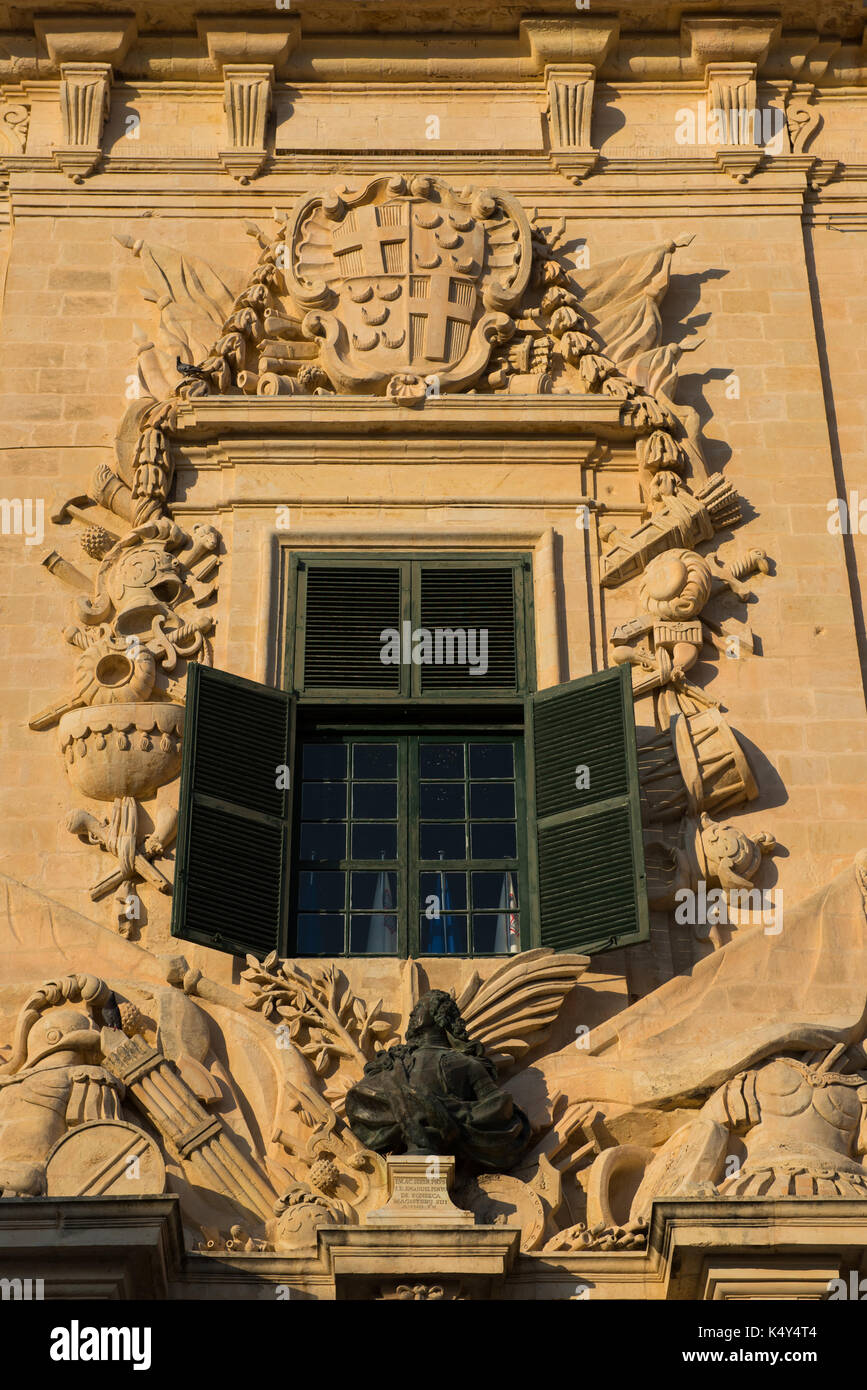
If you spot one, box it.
[545,64,598,182]
[219,63,274,184]
[54,62,111,182]
[34,16,137,68]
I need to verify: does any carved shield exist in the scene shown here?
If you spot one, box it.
[284,174,533,395]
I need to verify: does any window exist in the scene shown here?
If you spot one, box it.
[294,733,525,956]
[171,553,648,962]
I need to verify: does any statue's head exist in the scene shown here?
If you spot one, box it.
[406,990,469,1046]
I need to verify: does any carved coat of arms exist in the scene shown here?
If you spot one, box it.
[284,173,533,396]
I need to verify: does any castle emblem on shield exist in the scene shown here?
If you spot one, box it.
[285,173,533,396]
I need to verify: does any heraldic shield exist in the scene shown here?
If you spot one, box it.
[284,173,534,396]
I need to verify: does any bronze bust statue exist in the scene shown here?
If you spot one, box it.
[345,989,531,1171]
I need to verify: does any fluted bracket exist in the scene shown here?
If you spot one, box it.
[219,63,274,183]
[54,62,111,182]
[545,63,599,181]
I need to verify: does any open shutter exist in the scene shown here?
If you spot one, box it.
[171,663,294,959]
[531,664,648,955]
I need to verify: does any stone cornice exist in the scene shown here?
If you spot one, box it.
[0,16,862,85]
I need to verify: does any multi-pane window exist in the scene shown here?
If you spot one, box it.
[293,733,525,956]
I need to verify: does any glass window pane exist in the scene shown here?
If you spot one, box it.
[301,782,347,819]
[351,870,397,909]
[419,744,464,779]
[419,872,467,912]
[298,870,345,911]
[297,914,344,954]
[469,743,514,779]
[471,823,517,860]
[352,782,397,819]
[351,823,398,859]
[419,782,465,819]
[300,823,346,862]
[420,914,468,955]
[472,871,519,909]
[302,744,347,780]
[353,743,398,779]
[351,913,398,954]
[470,782,515,819]
[473,913,520,954]
[420,823,467,860]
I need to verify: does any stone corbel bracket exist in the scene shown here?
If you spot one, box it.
[682,15,781,185]
[522,17,619,183]
[34,16,137,182]
[197,19,300,183]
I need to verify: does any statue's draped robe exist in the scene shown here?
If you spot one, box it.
[346,1042,531,1170]
[571,858,867,1111]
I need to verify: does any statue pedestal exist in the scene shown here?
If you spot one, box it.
[365,1155,475,1227]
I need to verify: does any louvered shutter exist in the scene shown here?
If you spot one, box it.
[297,561,404,692]
[531,664,648,955]
[418,563,519,692]
[171,663,294,959]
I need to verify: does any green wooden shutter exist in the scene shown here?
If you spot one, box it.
[418,563,519,692]
[171,663,294,959]
[298,560,404,692]
[531,664,648,955]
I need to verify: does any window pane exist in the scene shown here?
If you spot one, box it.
[471,823,516,859]
[420,914,468,954]
[469,743,514,779]
[300,823,346,862]
[351,823,397,859]
[302,744,347,779]
[472,871,519,909]
[301,782,347,819]
[297,914,344,954]
[353,743,397,779]
[351,870,397,909]
[352,782,397,819]
[470,781,515,819]
[298,870,345,911]
[420,744,464,779]
[420,871,467,912]
[420,823,466,859]
[473,913,520,954]
[351,913,398,954]
[419,782,465,819]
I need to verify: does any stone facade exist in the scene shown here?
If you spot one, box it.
[0,1,866,1301]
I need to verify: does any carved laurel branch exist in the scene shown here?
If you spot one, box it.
[241,954,398,1102]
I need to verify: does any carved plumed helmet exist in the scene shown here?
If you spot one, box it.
[22,1007,101,1069]
[0,975,115,1079]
